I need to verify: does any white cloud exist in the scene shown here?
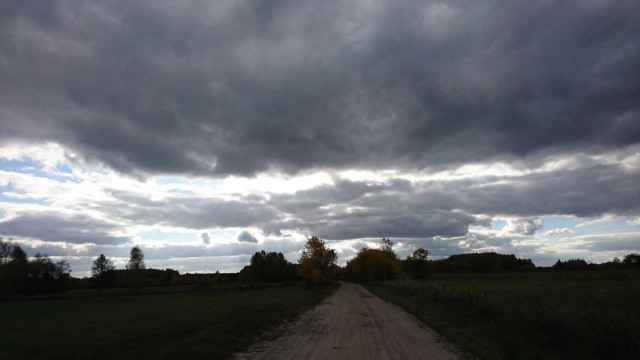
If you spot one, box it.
[576,215,618,228]
[627,217,640,227]
[0,142,69,172]
[542,228,575,236]
[553,232,640,253]
[503,218,543,235]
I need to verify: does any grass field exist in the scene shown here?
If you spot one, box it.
[365,271,640,360]
[0,282,333,360]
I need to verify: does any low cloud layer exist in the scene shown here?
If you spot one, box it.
[0,213,130,245]
[1,154,638,248]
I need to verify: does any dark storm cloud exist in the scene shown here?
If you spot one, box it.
[1,0,638,176]
[0,213,129,245]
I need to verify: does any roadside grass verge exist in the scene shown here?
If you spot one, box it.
[365,271,640,360]
[0,282,334,360]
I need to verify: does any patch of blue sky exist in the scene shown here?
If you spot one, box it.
[0,158,80,183]
[155,176,188,185]
[55,163,74,174]
[491,219,507,231]
[0,158,41,172]
[86,167,109,175]
[139,229,196,243]
[155,176,224,188]
[0,182,50,205]
[539,216,583,231]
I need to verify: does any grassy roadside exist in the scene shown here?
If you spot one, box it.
[0,282,335,360]
[364,272,640,360]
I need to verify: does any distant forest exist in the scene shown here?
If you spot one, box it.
[1,237,639,298]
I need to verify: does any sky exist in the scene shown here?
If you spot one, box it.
[0,0,639,277]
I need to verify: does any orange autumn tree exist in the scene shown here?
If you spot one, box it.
[298,236,337,287]
[344,238,402,282]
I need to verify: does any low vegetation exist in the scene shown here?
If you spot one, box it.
[0,282,333,360]
[366,271,640,360]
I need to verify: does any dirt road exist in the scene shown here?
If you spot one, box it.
[231,282,461,360]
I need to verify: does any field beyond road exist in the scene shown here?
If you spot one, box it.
[366,271,640,360]
[232,282,461,360]
[0,283,330,360]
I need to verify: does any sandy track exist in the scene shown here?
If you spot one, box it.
[230,282,461,360]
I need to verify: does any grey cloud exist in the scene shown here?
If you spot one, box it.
[453,162,640,217]
[99,190,280,230]
[199,232,210,244]
[0,213,130,245]
[301,211,474,240]
[1,1,638,176]
[264,160,639,240]
[237,231,258,243]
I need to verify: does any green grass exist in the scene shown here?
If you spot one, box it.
[0,283,334,360]
[365,271,640,360]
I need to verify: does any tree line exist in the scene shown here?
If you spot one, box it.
[89,236,339,291]
[2,235,639,297]
[239,236,338,287]
[339,239,640,282]
[1,239,71,298]
[340,238,431,282]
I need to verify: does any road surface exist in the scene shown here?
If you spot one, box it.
[230,282,461,360]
